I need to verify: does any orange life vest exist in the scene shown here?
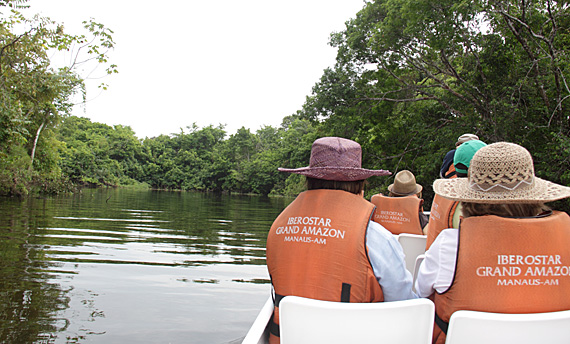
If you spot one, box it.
[266,189,384,344]
[433,211,570,344]
[424,194,459,250]
[370,194,424,235]
[444,164,457,179]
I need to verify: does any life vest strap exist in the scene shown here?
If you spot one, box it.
[274,293,285,307]
[269,314,280,337]
[435,312,449,334]
[341,283,351,302]
[270,293,285,338]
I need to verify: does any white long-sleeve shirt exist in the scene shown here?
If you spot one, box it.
[414,227,459,297]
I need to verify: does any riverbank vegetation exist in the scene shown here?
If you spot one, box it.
[1,0,569,211]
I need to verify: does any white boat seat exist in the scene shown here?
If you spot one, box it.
[279,296,434,344]
[397,233,427,274]
[412,254,425,294]
[446,309,570,344]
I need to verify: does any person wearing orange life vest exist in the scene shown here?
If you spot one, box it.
[266,137,417,344]
[415,142,570,344]
[439,133,479,179]
[370,170,428,235]
[425,140,487,249]
[423,195,459,249]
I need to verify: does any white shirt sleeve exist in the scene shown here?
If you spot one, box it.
[366,221,418,301]
[414,227,459,297]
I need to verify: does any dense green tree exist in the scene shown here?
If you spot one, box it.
[57,116,143,187]
[139,124,228,191]
[302,0,570,209]
[0,0,116,195]
[225,127,259,192]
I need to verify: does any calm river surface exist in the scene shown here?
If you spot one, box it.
[0,189,292,343]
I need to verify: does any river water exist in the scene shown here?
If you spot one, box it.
[0,189,291,343]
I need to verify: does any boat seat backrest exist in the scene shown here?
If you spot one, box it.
[279,296,434,344]
[397,233,427,274]
[412,254,425,294]
[445,309,570,344]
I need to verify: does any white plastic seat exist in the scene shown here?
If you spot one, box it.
[279,296,434,344]
[412,254,425,294]
[445,309,570,344]
[397,233,427,273]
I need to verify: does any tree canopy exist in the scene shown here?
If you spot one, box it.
[1,0,569,211]
[300,0,570,207]
[0,0,116,195]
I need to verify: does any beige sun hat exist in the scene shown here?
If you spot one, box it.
[433,142,570,204]
[388,170,422,196]
[456,133,479,146]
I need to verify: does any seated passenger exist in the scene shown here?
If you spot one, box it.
[415,142,570,344]
[266,137,417,344]
[370,170,428,235]
[425,140,487,249]
[440,133,479,179]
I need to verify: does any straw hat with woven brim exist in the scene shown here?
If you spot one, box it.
[278,137,391,181]
[433,142,570,204]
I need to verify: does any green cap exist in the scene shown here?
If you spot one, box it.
[454,140,487,175]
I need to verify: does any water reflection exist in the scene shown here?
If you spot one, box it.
[0,197,70,343]
[0,189,291,343]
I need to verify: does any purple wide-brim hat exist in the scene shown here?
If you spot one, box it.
[278,137,391,181]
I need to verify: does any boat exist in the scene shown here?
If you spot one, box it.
[241,295,272,344]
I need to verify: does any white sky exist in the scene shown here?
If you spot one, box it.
[25,0,366,138]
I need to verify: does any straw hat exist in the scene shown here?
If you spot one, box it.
[278,137,391,181]
[434,142,570,203]
[388,170,422,196]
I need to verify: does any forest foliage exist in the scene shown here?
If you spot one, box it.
[1,0,569,211]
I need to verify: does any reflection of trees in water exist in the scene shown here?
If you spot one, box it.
[0,278,70,343]
[0,199,70,343]
[0,190,289,341]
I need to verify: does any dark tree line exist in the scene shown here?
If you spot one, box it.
[52,115,321,197]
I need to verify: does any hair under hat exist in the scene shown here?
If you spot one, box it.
[434,142,570,203]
